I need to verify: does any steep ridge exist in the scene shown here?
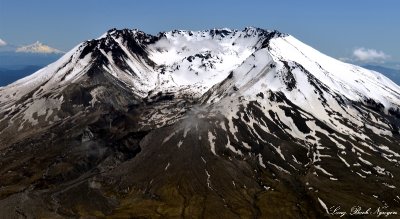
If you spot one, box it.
[0,27,399,218]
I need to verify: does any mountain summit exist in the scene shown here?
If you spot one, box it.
[15,41,64,54]
[0,27,399,218]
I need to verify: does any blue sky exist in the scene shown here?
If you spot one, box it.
[0,0,399,66]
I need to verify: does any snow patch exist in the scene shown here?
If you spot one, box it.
[318,197,329,214]
[208,131,217,155]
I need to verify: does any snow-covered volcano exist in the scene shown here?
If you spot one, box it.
[1,27,398,111]
[0,27,399,218]
[0,28,281,105]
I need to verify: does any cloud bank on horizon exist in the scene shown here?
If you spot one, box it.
[353,48,390,62]
[340,47,391,64]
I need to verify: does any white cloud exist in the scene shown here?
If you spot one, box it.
[16,41,64,54]
[353,48,389,62]
[0,38,7,46]
[338,57,352,62]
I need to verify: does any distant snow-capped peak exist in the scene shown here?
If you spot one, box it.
[16,41,64,54]
[0,38,7,46]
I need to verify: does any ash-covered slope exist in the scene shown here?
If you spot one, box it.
[0,27,399,218]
